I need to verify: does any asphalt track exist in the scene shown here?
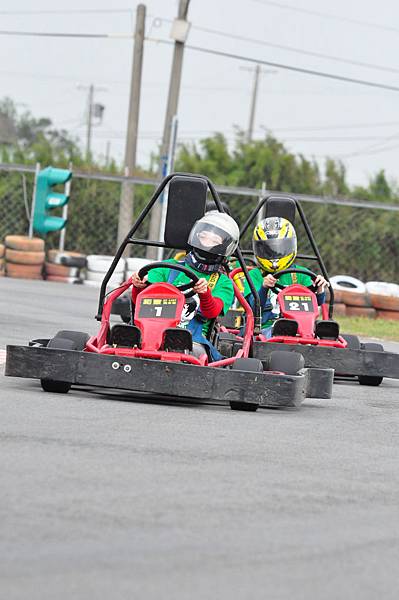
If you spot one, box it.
[1,277,399,600]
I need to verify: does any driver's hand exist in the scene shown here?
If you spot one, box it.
[131,271,148,288]
[193,278,209,295]
[314,274,329,293]
[262,274,277,289]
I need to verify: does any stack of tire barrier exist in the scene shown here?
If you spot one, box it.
[4,235,45,280]
[326,285,346,316]
[366,281,399,321]
[45,250,87,284]
[330,276,374,318]
[0,242,4,277]
[125,257,152,278]
[330,275,399,320]
[84,255,126,289]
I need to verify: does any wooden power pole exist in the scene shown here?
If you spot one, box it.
[117,3,146,251]
[146,0,191,259]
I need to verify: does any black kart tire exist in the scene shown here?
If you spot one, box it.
[230,358,263,411]
[358,342,384,386]
[41,336,77,394]
[342,334,361,350]
[52,330,90,350]
[230,403,258,412]
[41,379,71,393]
[41,334,89,394]
[267,350,304,375]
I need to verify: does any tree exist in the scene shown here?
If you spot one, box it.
[0,97,84,166]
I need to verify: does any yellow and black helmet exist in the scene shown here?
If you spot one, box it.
[252,217,297,273]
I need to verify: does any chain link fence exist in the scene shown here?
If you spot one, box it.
[1,164,398,282]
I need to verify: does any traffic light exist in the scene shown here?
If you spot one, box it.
[32,166,72,235]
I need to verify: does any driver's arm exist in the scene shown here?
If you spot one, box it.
[314,274,328,305]
[193,278,223,319]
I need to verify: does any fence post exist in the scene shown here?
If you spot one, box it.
[59,162,73,251]
[28,162,40,238]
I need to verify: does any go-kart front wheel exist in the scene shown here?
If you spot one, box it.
[267,350,304,376]
[40,333,88,394]
[358,342,384,386]
[229,358,263,412]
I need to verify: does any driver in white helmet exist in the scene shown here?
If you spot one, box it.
[131,211,240,360]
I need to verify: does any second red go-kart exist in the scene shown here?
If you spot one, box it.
[5,173,334,411]
[225,193,399,387]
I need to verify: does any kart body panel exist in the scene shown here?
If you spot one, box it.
[5,344,333,408]
[252,341,399,380]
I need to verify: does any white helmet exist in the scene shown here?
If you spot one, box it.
[188,211,239,260]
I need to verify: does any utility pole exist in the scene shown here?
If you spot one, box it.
[242,65,277,142]
[105,140,111,168]
[78,83,107,163]
[247,64,260,143]
[86,84,94,161]
[147,0,191,259]
[117,3,146,251]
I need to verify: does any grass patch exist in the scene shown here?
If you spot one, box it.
[336,315,399,341]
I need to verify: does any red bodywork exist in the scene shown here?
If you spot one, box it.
[84,276,255,367]
[230,269,347,349]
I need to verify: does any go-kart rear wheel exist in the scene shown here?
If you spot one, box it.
[358,342,384,386]
[40,336,80,394]
[52,330,89,350]
[342,334,360,350]
[267,350,304,375]
[41,379,72,393]
[229,358,263,412]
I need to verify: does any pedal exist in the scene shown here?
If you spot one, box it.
[315,319,340,340]
[163,328,193,353]
[272,319,298,337]
[109,324,141,347]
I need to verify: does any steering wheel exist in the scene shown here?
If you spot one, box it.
[270,268,319,294]
[138,262,200,298]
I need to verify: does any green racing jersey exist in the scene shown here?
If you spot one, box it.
[147,259,234,336]
[237,264,316,329]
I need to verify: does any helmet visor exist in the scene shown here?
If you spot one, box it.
[253,237,296,260]
[189,223,236,256]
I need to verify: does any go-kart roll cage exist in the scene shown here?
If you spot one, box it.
[239,194,334,319]
[96,172,263,334]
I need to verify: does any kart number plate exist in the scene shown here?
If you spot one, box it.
[138,298,178,318]
[283,295,314,312]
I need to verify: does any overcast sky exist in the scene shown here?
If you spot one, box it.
[2,0,399,188]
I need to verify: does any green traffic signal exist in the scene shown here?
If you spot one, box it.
[32,166,72,235]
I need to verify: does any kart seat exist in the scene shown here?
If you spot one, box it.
[272,318,299,337]
[162,328,193,353]
[109,324,141,348]
[315,319,340,340]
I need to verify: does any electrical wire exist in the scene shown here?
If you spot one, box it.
[249,0,399,36]
[0,8,134,15]
[189,23,399,76]
[147,37,399,93]
[3,27,399,93]
[0,30,133,39]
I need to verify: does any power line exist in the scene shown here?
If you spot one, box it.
[0,8,134,15]
[0,30,133,39]
[268,121,399,132]
[250,0,399,36]
[4,28,399,93]
[147,37,399,93]
[337,130,399,158]
[190,23,399,76]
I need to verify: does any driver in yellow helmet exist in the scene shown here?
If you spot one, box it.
[240,217,328,337]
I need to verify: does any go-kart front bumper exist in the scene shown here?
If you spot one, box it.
[252,341,399,381]
[5,345,333,409]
